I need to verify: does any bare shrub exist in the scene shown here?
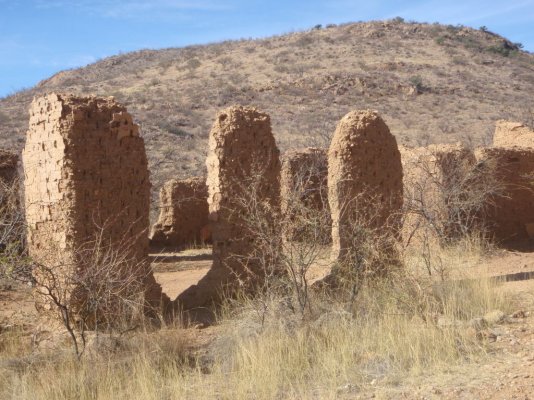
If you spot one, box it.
[402,146,506,279]
[280,149,330,244]
[0,177,30,285]
[326,191,403,294]
[215,163,329,318]
[403,147,505,247]
[225,166,403,319]
[31,222,158,358]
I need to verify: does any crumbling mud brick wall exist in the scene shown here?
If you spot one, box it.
[280,148,330,243]
[493,120,534,148]
[23,93,166,316]
[400,143,476,245]
[150,177,210,249]
[328,110,403,267]
[475,147,534,245]
[178,106,281,309]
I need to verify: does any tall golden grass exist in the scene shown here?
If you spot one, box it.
[0,237,512,400]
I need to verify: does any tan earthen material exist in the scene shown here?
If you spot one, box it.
[23,93,167,316]
[328,110,403,265]
[280,147,330,243]
[493,120,534,148]
[400,143,476,244]
[178,106,281,309]
[475,147,534,245]
[150,177,210,249]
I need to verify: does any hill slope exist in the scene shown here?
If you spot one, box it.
[1,20,533,209]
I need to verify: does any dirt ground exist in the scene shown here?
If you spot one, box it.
[2,247,534,398]
[151,247,213,300]
[355,277,534,399]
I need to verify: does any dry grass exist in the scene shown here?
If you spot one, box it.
[0,238,514,400]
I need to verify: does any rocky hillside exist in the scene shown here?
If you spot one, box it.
[1,19,533,209]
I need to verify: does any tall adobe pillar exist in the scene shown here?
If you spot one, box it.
[178,106,281,310]
[23,93,166,317]
[328,110,403,268]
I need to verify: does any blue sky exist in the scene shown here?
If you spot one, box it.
[1,0,533,98]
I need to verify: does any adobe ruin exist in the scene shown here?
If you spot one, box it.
[328,110,403,266]
[150,177,210,249]
[280,147,330,243]
[23,93,167,317]
[178,106,281,309]
[475,147,534,245]
[400,143,477,245]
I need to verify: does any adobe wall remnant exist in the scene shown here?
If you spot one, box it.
[328,110,403,267]
[178,106,281,309]
[493,120,534,148]
[150,177,210,249]
[475,147,534,245]
[23,93,166,317]
[280,147,330,243]
[400,143,476,245]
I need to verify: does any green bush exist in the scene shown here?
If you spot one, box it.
[409,75,425,92]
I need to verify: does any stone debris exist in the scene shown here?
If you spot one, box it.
[150,177,210,249]
[327,110,403,265]
[23,93,167,317]
[280,147,330,243]
[178,106,281,310]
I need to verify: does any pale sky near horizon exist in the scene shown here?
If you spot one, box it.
[1,0,533,98]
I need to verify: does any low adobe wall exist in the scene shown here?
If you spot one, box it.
[280,147,330,244]
[476,147,534,245]
[400,143,477,245]
[150,177,210,249]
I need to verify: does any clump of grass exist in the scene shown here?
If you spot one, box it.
[206,245,510,398]
[1,239,511,400]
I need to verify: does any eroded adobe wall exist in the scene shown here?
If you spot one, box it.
[493,120,534,149]
[328,110,403,264]
[280,147,330,243]
[475,147,534,245]
[400,143,476,245]
[178,106,281,309]
[150,177,210,249]
[23,93,166,314]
